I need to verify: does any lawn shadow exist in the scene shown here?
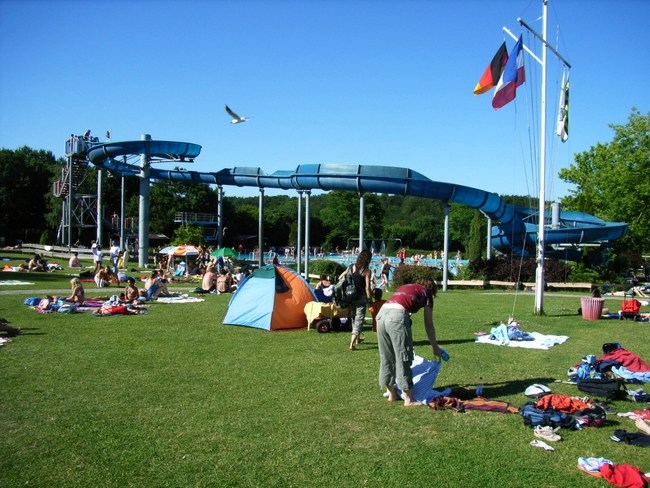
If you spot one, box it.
[439,377,558,398]
[5,327,46,336]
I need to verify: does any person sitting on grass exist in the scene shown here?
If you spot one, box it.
[68,252,82,268]
[314,274,335,302]
[65,277,85,304]
[123,277,140,304]
[144,270,171,300]
[216,268,236,293]
[94,266,113,288]
[28,254,46,272]
[196,264,217,293]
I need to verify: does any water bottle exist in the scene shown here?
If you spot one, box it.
[476,378,484,396]
[440,348,450,361]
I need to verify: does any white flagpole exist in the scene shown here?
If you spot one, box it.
[534,0,548,315]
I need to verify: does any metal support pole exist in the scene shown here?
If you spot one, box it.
[486,217,492,260]
[257,188,264,269]
[67,154,74,247]
[217,185,224,248]
[296,191,303,273]
[138,134,151,267]
[358,193,365,252]
[96,168,103,246]
[304,190,311,278]
[120,173,126,250]
[442,204,450,291]
[62,199,68,247]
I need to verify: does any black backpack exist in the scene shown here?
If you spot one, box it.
[334,266,361,307]
[343,265,362,302]
[576,378,624,400]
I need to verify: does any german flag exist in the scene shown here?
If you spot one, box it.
[473,42,509,95]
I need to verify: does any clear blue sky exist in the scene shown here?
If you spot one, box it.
[1,0,648,200]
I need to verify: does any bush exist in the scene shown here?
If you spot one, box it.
[565,262,600,283]
[494,257,570,282]
[309,259,346,281]
[391,265,441,288]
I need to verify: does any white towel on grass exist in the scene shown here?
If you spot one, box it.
[475,331,568,350]
[389,355,451,404]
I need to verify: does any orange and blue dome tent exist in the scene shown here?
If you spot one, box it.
[223,264,317,331]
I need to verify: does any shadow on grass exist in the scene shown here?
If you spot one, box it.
[446,377,560,397]
[6,327,46,336]
[420,338,475,346]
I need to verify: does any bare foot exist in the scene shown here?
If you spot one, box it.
[403,400,424,407]
[386,387,399,402]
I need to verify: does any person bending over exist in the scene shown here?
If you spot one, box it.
[376,277,442,407]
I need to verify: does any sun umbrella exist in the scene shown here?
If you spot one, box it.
[211,247,238,258]
[170,244,200,256]
[158,245,176,254]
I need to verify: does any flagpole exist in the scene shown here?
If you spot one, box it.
[496,0,569,314]
[531,0,547,315]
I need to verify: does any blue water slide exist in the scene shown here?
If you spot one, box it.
[87,139,628,255]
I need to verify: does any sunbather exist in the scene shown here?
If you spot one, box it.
[94,266,113,288]
[144,270,171,299]
[65,277,85,304]
[123,277,140,303]
[68,252,82,268]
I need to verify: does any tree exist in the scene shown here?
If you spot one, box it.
[0,147,59,244]
[318,191,383,250]
[172,223,205,246]
[148,178,218,238]
[467,210,484,261]
[559,109,650,254]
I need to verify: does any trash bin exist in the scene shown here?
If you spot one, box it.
[581,297,604,320]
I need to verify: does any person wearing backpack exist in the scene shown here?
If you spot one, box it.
[338,250,373,351]
[376,277,443,407]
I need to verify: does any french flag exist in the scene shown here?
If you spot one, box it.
[492,35,526,110]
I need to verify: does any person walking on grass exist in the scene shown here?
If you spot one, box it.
[338,249,373,351]
[376,277,442,407]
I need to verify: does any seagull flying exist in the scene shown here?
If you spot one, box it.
[225,104,249,124]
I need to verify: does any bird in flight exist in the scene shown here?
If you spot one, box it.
[225,104,249,124]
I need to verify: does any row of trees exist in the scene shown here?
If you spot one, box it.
[1,109,647,277]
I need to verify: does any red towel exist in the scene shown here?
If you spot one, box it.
[599,463,650,488]
[599,348,650,373]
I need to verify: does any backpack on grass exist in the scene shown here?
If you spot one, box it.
[520,402,579,430]
[573,405,607,427]
[576,378,625,400]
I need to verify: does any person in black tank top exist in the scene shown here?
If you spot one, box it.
[339,250,373,350]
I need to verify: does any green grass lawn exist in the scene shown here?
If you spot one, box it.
[1,257,649,487]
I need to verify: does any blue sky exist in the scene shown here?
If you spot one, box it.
[1,0,648,200]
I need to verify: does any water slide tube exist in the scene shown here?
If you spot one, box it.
[87,139,628,255]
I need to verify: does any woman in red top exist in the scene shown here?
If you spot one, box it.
[376,278,442,406]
